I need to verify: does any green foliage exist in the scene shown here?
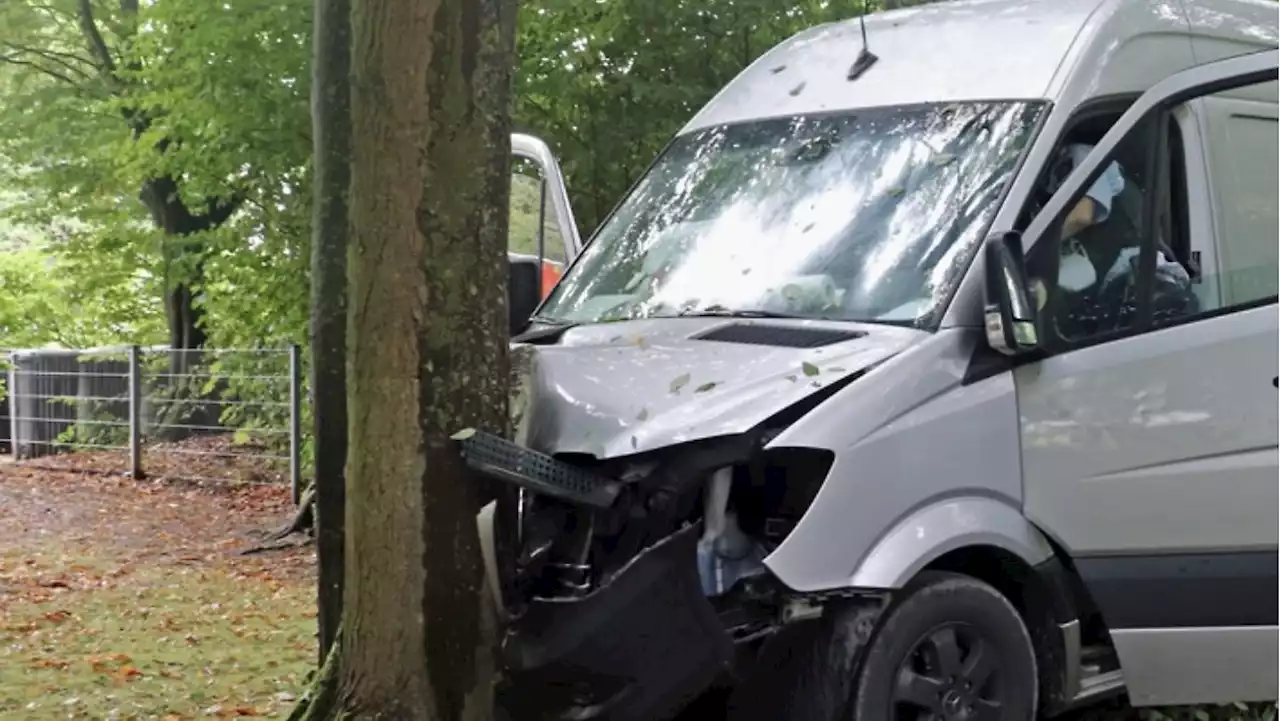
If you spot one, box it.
[513,0,850,235]
[0,0,311,355]
[0,241,164,349]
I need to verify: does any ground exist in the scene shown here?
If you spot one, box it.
[0,449,315,720]
[0,449,1273,721]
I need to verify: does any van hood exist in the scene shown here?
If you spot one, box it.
[511,317,926,459]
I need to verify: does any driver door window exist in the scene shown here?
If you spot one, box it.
[1024,120,1165,345]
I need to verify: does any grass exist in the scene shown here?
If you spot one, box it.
[0,546,315,719]
[0,455,316,719]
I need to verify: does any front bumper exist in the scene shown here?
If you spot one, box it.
[491,522,733,721]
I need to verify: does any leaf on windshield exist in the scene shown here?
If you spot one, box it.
[785,375,798,382]
[631,435,638,450]
[669,373,691,394]
[801,362,820,377]
[789,81,806,97]
[931,153,956,167]
[887,187,905,197]
[741,268,752,275]
[801,222,815,234]
[770,64,787,74]
[695,382,718,393]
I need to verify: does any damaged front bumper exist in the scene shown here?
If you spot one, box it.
[464,430,737,721]
[492,522,732,721]
[462,430,816,721]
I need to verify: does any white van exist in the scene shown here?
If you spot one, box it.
[482,0,1279,719]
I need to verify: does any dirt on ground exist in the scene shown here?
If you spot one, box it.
[0,443,316,720]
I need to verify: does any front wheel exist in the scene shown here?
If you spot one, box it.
[725,572,1038,721]
[850,571,1039,721]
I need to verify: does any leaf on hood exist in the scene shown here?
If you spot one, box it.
[669,373,691,394]
[694,382,718,393]
[801,362,820,377]
[635,407,649,421]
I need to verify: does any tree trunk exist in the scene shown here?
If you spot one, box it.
[327,0,518,718]
[137,176,240,437]
[309,0,352,662]
[138,174,237,363]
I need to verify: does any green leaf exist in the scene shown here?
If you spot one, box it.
[669,373,691,394]
[801,361,820,377]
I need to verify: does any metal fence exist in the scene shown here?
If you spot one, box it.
[2,346,303,503]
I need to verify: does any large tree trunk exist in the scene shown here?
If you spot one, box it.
[313,0,518,718]
[309,0,352,663]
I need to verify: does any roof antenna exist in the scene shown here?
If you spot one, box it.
[847,0,879,81]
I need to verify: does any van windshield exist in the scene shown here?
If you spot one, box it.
[538,101,1046,329]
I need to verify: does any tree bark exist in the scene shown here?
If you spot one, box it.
[309,0,352,663]
[330,0,518,718]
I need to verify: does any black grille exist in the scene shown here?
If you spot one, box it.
[693,323,864,349]
[454,430,621,508]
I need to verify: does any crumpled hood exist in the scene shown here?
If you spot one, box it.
[511,317,927,459]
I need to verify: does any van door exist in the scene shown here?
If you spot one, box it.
[507,134,580,333]
[1014,50,1278,706]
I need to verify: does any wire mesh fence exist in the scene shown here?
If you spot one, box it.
[2,345,303,502]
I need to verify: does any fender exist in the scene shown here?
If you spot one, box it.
[850,496,1056,590]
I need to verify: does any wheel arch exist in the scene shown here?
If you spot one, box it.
[846,496,1056,590]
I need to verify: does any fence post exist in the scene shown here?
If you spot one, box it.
[6,351,16,459]
[289,344,302,506]
[128,345,143,479]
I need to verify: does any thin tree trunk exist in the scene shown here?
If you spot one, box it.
[309,0,352,663]
[331,0,517,718]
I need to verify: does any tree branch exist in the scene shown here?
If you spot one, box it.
[77,0,117,76]
[1,43,96,81]
[0,53,82,87]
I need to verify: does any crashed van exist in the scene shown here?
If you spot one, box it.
[480,0,1280,719]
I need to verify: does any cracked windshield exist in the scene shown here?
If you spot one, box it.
[541,101,1046,328]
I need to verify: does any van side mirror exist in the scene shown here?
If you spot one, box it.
[982,231,1039,355]
[507,256,543,336]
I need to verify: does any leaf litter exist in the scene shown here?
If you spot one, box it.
[0,440,316,719]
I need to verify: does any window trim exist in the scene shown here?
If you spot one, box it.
[1017,48,1279,357]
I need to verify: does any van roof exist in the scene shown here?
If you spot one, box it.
[680,0,1278,134]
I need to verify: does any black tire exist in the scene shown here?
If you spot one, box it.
[850,571,1039,721]
[724,603,881,721]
